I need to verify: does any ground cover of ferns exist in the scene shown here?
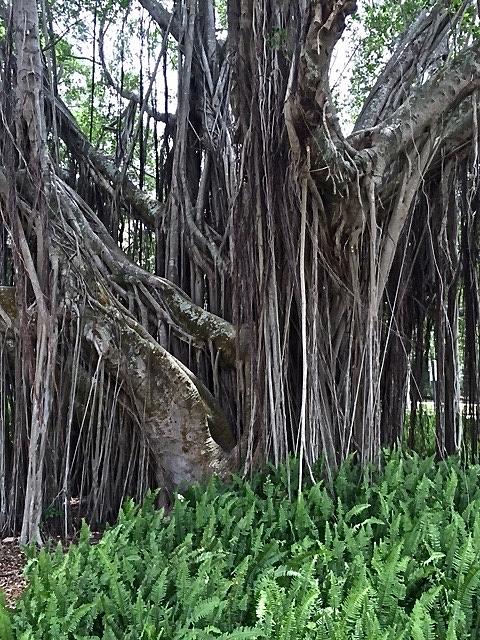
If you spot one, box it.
[1,452,480,638]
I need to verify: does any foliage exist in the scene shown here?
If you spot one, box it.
[215,0,228,31]
[3,453,480,637]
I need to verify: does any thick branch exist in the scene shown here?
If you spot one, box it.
[55,177,237,366]
[0,165,236,366]
[51,91,161,229]
[353,0,468,133]
[370,42,480,173]
[137,0,180,40]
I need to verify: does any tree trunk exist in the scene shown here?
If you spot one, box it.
[11,0,59,545]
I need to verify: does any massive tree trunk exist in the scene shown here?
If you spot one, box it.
[1,0,480,540]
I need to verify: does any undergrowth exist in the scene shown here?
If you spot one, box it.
[2,451,480,638]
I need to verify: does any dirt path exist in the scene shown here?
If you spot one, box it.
[0,539,27,608]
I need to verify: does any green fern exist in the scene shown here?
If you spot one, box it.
[6,452,480,638]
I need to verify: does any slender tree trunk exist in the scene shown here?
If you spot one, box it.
[13,0,58,544]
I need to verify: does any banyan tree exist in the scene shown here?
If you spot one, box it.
[1,0,480,542]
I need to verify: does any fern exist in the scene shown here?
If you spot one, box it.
[5,452,480,638]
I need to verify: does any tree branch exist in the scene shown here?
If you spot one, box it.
[83,208,237,366]
[56,176,237,366]
[137,0,180,41]
[0,163,237,367]
[353,0,469,133]
[50,91,162,229]
[98,15,174,126]
[370,41,480,175]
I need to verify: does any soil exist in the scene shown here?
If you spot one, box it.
[0,539,27,608]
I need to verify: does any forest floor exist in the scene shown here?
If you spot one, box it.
[0,540,26,607]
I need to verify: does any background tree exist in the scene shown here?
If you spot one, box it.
[0,0,480,541]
